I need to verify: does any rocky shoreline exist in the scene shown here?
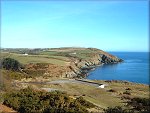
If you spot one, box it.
[69,54,123,79]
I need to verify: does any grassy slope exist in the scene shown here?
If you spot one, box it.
[27,78,149,109]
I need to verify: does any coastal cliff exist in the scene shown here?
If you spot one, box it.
[22,48,123,78]
[65,48,123,78]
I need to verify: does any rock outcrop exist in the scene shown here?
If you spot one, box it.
[60,49,123,78]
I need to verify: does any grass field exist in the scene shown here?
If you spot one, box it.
[0,48,100,66]
[1,52,68,65]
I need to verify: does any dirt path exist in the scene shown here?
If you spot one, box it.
[46,79,101,87]
[19,79,107,88]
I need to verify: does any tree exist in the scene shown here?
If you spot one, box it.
[2,58,21,71]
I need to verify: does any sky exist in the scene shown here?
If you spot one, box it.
[1,0,149,52]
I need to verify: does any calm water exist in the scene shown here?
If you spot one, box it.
[87,52,149,84]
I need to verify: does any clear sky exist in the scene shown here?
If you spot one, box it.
[1,0,149,52]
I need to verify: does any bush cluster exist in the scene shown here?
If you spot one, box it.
[104,97,150,113]
[127,97,150,112]
[104,106,132,113]
[3,87,94,113]
[1,58,21,71]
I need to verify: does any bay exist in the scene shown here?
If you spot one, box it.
[87,52,149,84]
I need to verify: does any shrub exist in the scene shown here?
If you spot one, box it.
[126,88,131,90]
[104,97,150,113]
[2,58,21,71]
[104,106,132,113]
[108,89,117,92]
[123,91,131,95]
[3,87,94,113]
[127,97,150,112]
[82,94,86,96]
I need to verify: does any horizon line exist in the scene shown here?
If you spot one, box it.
[0,47,149,53]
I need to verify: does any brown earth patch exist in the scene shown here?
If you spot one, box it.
[0,104,17,113]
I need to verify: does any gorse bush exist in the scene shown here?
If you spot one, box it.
[3,87,94,113]
[104,97,150,113]
[108,89,117,92]
[2,58,21,71]
[123,91,131,95]
[104,106,132,113]
[127,97,150,112]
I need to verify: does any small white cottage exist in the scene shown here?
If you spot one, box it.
[71,52,76,55]
[99,84,105,88]
[24,53,28,56]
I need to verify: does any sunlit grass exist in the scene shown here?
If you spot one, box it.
[1,52,67,65]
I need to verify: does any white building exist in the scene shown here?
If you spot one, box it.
[99,84,105,88]
[71,52,76,55]
[24,53,28,55]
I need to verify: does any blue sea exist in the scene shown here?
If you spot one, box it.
[87,52,149,85]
